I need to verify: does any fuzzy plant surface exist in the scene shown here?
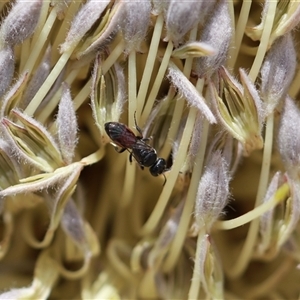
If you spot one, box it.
[0,1,300,299]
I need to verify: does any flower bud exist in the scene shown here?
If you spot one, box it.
[56,83,78,164]
[167,61,216,124]
[0,46,14,98]
[194,151,230,230]
[165,0,203,46]
[0,0,42,46]
[260,33,296,115]
[193,0,232,78]
[60,0,110,53]
[277,96,300,180]
[122,0,151,53]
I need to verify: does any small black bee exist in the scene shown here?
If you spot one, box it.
[104,115,168,182]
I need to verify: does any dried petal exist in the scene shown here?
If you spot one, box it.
[190,234,224,299]
[182,112,203,173]
[257,172,283,255]
[52,0,72,20]
[207,132,240,175]
[90,56,105,134]
[240,68,265,128]
[0,250,59,299]
[194,151,230,230]
[2,110,63,172]
[122,0,151,53]
[0,139,22,189]
[82,278,121,300]
[60,0,110,53]
[0,162,83,250]
[0,0,42,46]
[56,83,78,164]
[199,236,223,298]
[172,41,215,59]
[61,199,86,247]
[210,67,264,155]
[278,179,300,247]
[256,177,300,257]
[0,71,29,118]
[0,164,73,198]
[75,1,124,59]
[168,61,216,124]
[246,1,300,46]
[148,201,184,268]
[275,2,300,39]
[46,164,83,232]
[113,63,126,121]
[193,0,232,78]
[0,287,33,299]
[90,55,126,142]
[260,33,296,115]
[245,1,272,42]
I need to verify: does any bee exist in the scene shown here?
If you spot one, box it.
[105,116,168,182]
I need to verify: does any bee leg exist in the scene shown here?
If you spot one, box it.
[162,173,167,186]
[115,147,126,153]
[134,111,144,138]
[141,136,152,143]
[110,142,126,153]
[129,153,144,170]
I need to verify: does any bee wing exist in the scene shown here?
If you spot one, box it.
[105,122,137,149]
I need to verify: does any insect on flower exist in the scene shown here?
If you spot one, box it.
[104,114,168,184]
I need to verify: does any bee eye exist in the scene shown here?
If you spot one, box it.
[149,158,167,176]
